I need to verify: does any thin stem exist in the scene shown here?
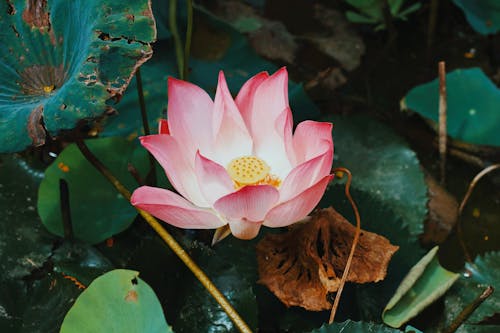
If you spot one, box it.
[444,286,494,333]
[136,68,150,136]
[75,139,252,333]
[329,167,361,324]
[427,0,439,58]
[183,0,193,80]
[438,61,447,185]
[135,68,157,185]
[456,164,500,263]
[169,0,185,79]
[59,179,73,240]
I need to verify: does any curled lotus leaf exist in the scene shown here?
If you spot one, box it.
[256,207,399,311]
[0,0,156,153]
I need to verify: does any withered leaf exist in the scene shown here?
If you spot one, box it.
[256,207,399,311]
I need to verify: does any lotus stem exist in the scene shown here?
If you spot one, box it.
[329,167,361,324]
[444,285,494,333]
[135,67,156,185]
[75,139,252,333]
[169,0,185,79]
[136,68,150,136]
[183,0,193,81]
[438,61,447,185]
[456,164,500,263]
[135,68,157,185]
[59,179,74,240]
[427,0,439,57]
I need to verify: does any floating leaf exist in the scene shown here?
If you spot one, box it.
[325,114,428,237]
[382,247,460,328]
[403,68,500,147]
[38,137,149,244]
[452,0,500,35]
[257,207,398,311]
[0,0,156,153]
[444,251,500,325]
[60,269,171,333]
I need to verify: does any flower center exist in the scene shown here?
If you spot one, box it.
[227,156,281,189]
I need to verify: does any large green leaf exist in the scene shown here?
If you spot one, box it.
[60,269,171,333]
[0,0,156,153]
[382,247,459,328]
[403,68,500,147]
[324,114,428,237]
[0,155,53,281]
[452,0,500,35]
[38,137,149,244]
[310,320,402,332]
[444,251,500,325]
[171,237,258,332]
[101,6,318,137]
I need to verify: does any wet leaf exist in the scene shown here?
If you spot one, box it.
[37,137,149,244]
[171,237,258,332]
[257,207,398,311]
[0,154,53,281]
[444,251,500,325]
[60,269,172,333]
[382,247,460,328]
[324,114,428,237]
[309,320,403,332]
[452,0,500,35]
[0,0,156,153]
[403,67,500,147]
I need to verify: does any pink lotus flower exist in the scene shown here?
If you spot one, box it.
[131,68,333,240]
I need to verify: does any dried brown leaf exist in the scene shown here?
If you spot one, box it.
[256,207,398,311]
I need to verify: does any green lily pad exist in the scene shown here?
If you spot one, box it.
[310,320,402,332]
[60,269,172,333]
[0,154,53,281]
[324,114,428,237]
[444,251,500,326]
[382,247,460,328]
[0,0,156,153]
[37,137,150,244]
[403,68,500,147]
[452,0,500,35]
[101,5,318,137]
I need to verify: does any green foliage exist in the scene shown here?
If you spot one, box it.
[403,68,500,147]
[383,247,459,328]
[345,0,421,30]
[60,269,171,333]
[452,0,500,35]
[37,137,150,244]
[310,320,402,332]
[0,155,53,281]
[444,252,500,325]
[0,0,155,153]
[169,237,258,332]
